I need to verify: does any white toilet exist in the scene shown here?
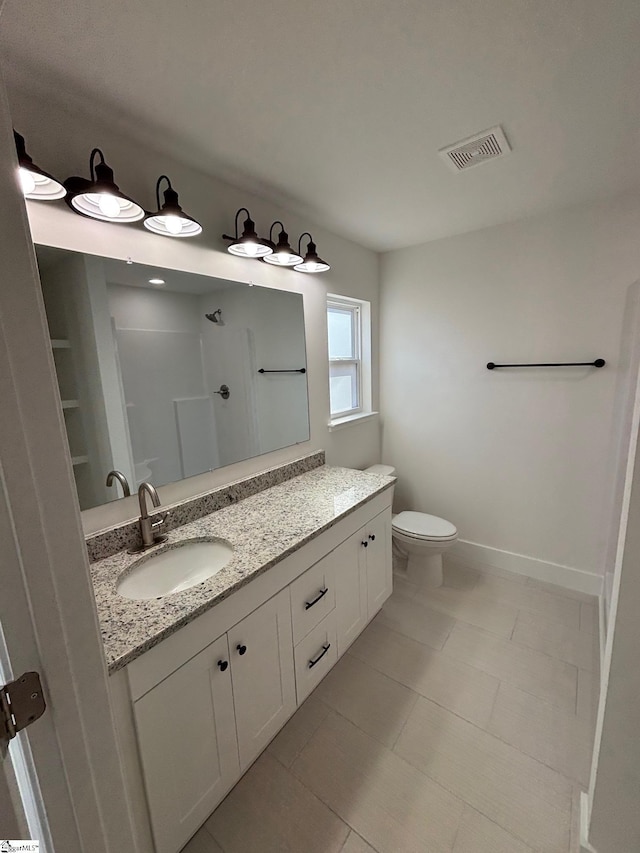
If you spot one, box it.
[366,465,458,588]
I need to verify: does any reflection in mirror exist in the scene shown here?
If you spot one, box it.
[35,247,310,511]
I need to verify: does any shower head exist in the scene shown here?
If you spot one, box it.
[205,309,223,324]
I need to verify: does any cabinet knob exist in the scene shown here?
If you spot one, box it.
[361,540,368,548]
[237,644,247,656]
[369,534,376,541]
[217,660,228,671]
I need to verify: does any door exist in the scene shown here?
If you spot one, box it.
[365,510,393,615]
[334,533,368,655]
[133,634,239,853]
[229,589,296,770]
[0,55,135,850]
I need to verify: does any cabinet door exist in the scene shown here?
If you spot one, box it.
[334,532,368,656]
[366,509,393,616]
[229,588,296,770]
[133,633,239,853]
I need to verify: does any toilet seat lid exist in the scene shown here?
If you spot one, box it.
[392,511,457,540]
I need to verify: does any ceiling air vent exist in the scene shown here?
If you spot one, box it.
[439,126,511,172]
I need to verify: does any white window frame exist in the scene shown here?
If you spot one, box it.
[327,294,376,429]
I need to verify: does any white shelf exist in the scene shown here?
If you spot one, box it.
[61,400,80,410]
[51,339,71,349]
[71,455,89,466]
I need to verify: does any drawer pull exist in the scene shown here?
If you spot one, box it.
[217,660,228,672]
[308,643,331,669]
[236,644,247,656]
[304,587,329,610]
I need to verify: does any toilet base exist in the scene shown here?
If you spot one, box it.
[406,551,443,588]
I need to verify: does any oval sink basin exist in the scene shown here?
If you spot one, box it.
[117,539,234,600]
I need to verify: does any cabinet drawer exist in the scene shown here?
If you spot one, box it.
[294,611,337,704]
[289,552,336,645]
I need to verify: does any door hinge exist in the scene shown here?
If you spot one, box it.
[1,672,46,758]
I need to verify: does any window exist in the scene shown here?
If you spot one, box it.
[327,294,373,426]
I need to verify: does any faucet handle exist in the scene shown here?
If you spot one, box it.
[151,510,170,535]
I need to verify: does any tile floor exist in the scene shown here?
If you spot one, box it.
[182,556,600,853]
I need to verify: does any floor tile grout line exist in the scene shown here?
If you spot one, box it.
[387,594,517,643]
[391,729,562,853]
[451,580,585,620]
[201,821,226,853]
[443,618,588,675]
[503,628,594,673]
[388,688,420,751]
[318,655,422,752]
[398,683,589,790]
[285,724,382,848]
[289,701,470,833]
[345,637,503,725]
[266,748,355,849]
[371,608,587,719]
[510,609,520,640]
[292,691,583,850]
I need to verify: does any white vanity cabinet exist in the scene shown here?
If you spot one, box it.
[228,590,296,770]
[363,509,392,614]
[335,509,392,655]
[132,633,239,853]
[118,493,393,853]
[131,588,295,853]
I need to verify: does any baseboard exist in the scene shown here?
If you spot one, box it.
[450,539,603,597]
[580,792,598,853]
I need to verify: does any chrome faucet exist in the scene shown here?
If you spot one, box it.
[132,482,170,552]
[106,469,131,497]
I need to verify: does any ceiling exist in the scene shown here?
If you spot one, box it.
[3,0,640,251]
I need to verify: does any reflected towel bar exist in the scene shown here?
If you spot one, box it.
[258,368,306,374]
[487,359,605,370]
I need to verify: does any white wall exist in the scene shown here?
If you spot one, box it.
[380,195,640,586]
[7,83,381,533]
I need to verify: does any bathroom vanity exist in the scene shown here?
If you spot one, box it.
[89,459,395,853]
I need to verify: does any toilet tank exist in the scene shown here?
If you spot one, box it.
[365,464,396,477]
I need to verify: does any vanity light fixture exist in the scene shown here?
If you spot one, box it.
[294,233,331,274]
[143,175,202,237]
[65,148,144,223]
[222,208,272,258]
[148,277,165,286]
[14,131,66,200]
[263,221,303,267]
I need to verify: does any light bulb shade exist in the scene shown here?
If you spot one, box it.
[263,225,303,266]
[294,238,330,273]
[144,178,202,237]
[66,149,144,223]
[14,131,66,201]
[223,209,272,258]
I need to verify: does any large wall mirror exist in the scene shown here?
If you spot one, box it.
[35,246,310,511]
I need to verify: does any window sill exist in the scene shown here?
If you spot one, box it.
[328,411,379,432]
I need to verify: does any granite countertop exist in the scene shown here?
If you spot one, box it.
[90,465,395,673]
